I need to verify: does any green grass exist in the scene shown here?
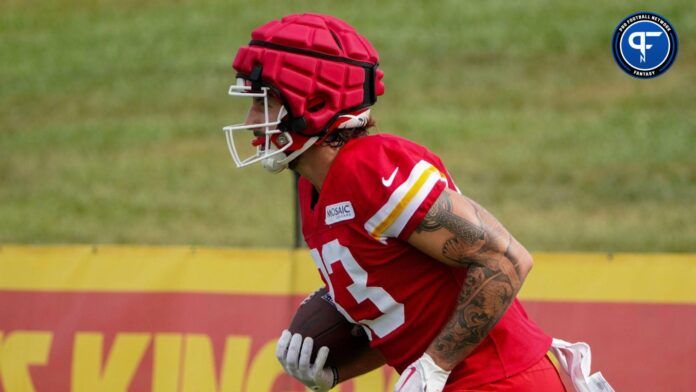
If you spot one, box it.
[1,0,695,251]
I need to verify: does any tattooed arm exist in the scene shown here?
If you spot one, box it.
[407,188,534,371]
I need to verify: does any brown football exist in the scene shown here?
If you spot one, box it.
[288,287,371,368]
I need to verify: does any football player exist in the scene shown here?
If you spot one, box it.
[224,13,567,392]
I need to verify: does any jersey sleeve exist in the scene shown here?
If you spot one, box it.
[346,136,449,242]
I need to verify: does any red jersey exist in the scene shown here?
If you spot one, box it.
[298,134,551,389]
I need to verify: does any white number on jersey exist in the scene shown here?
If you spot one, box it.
[310,239,405,339]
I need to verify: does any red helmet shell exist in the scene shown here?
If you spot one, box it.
[233,14,385,137]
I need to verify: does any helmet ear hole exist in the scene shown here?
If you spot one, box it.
[307,96,326,113]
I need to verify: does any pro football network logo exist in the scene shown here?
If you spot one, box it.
[612,12,678,78]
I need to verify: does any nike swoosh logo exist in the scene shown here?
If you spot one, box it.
[381,167,399,187]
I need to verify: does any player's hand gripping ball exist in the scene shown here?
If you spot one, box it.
[393,353,451,392]
[275,330,336,392]
[288,287,371,368]
[276,287,373,390]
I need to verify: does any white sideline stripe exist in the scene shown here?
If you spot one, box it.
[364,160,445,241]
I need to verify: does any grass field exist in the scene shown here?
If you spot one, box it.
[1,0,694,251]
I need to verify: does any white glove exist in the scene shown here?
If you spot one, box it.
[275,330,337,392]
[393,353,451,392]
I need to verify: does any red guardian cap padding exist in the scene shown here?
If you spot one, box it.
[232,13,385,138]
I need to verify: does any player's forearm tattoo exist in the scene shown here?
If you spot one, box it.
[421,192,528,369]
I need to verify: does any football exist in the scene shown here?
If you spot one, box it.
[288,287,371,368]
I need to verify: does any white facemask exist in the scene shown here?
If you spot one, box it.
[222,78,318,173]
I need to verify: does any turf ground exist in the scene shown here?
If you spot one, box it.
[1,0,694,250]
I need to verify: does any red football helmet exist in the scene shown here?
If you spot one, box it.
[223,13,385,172]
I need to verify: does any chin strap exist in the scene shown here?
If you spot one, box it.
[262,135,319,173]
[260,109,369,173]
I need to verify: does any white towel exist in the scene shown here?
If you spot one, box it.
[550,338,615,392]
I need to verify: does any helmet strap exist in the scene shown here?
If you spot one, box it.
[249,65,263,91]
[262,135,319,173]
[279,136,319,165]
